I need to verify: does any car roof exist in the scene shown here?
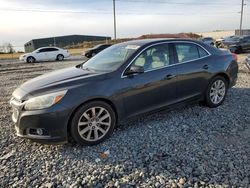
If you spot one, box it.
[36,46,60,50]
[120,38,202,46]
[119,38,222,55]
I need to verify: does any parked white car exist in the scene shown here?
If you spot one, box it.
[19,47,70,63]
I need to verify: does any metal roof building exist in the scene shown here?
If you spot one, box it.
[24,34,111,52]
[235,29,250,36]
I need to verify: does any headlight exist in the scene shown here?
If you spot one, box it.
[24,90,67,110]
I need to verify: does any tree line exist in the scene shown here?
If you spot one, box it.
[0,43,15,53]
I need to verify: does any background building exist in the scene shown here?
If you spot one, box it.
[24,34,111,52]
[235,29,250,36]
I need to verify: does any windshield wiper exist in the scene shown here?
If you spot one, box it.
[81,66,97,72]
[82,67,90,71]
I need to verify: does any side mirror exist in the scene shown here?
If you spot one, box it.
[125,65,144,76]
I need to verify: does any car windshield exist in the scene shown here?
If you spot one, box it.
[93,44,102,49]
[81,43,140,72]
[34,49,41,53]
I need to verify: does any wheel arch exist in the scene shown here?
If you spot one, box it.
[211,72,230,86]
[66,98,119,139]
[57,53,64,57]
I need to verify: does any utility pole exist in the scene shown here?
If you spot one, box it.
[113,0,117,40]
[239,0,244,36]
[54,37,56,46]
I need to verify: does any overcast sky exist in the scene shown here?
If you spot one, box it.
[0,0,249,50]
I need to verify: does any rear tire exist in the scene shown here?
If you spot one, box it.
[57,54,64,61]
[26,56,35,63]
[204,76,228,108]
[70,101,116,146]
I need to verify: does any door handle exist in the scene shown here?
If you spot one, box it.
[203,65,209,70]
[165,74,176,80]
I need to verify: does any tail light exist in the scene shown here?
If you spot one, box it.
[231,53,237,61]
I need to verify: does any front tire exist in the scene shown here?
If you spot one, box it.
[70,101,116,145]
[204,76,228,108]
[57,54,64,61]
[26,56,35,63]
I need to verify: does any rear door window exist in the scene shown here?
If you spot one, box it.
[47,48,59,51]
[175,43,209,63]
[49,48,58,52]
[198,46,209,57]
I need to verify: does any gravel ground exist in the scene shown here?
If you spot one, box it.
[0,56,249,188]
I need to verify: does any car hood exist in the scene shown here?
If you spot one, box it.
[13,66,103,100]
[21,53,32,57]
[222,40,239,46]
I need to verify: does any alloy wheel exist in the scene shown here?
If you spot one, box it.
[77,107,111,141]
[209,80,226,104]
[57,55,64,61]
[27,57,35,63]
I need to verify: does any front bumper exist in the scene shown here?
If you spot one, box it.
[19,56,25,61]
[10,98,71,143]
[64,53,71,58]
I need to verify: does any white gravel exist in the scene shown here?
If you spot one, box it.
[0,56,249,188]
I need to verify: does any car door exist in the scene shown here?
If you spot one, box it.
[35,48,49,61]
[173,42,211,102]
[46,48,59,60]
[122,43,178,117]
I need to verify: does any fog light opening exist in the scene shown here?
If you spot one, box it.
[36,128,43,136]
[27,128,48,136]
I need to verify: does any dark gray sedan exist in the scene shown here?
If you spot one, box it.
[10,39,238,145]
